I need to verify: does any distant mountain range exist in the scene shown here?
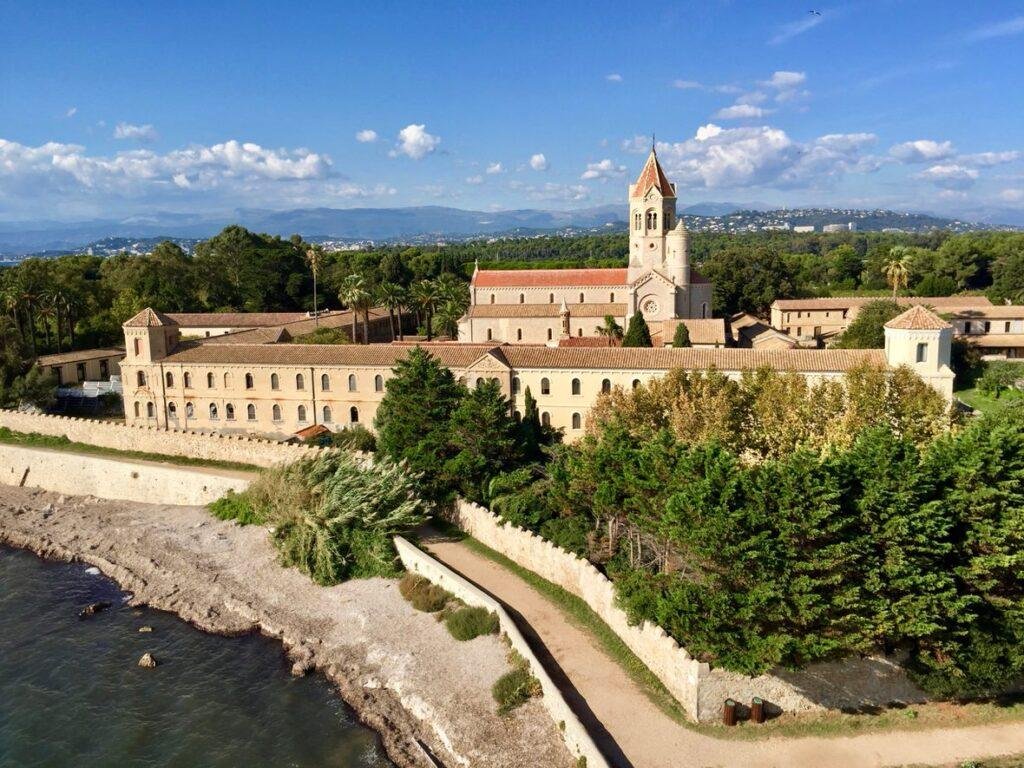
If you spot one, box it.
[0,202,1019,260]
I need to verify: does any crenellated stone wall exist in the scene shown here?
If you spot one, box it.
[452,499,927,721]
[0,409,326,468]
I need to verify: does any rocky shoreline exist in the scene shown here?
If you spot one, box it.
[0,487,573,768]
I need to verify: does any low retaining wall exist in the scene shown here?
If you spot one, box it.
[453,499,927,722]
[394,536,610,768]
[0,444,251,506]
[0,409,324,468]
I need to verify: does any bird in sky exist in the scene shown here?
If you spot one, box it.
[809,9,822,15]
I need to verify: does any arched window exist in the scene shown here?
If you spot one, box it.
[512,376,520,394]
[146,402,155,418]
[245,372,254,389]
[701,302,708,319]
[541,377,550,395]
[136,371,146,387]
[350,406,359,423]
[246,404,256,421]
[632,379,641,390]
[601,378,611,394]
[133,338,141,356]
[541,411,551,427]
[165,371,174,388]
[322,405,332,422]
[610,292,615,302]
[223,372,232,388]
[646,209,657,230]
[207,372,215,388]
[487,328,493,341]
[183,372,192,388]
[210,403,219,419]
[634,212,641,230]
[519,294,525,304]
[168,402,177,417]
[547,328,553,341]
[348,374,357,392]
[225,403,235,420]
[577,328,583,337]
[579,292,584,303]
[185,402,194,418]
[318,373,329,391]
[490,294,495,304]
[271,372,279,390]
[296,373,305,390]
[133,402,140,417]
[513,410,521,422]
[571,378,581,396]
[516,328,522,341]
[571,413,581,430]
[297,404,307,422]
[549,293,554,303]
[374,374,384,392]
[272,404,281,421]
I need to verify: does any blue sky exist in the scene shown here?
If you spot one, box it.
[1,0,1023,221]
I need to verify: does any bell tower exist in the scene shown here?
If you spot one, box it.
[628,143,677,283]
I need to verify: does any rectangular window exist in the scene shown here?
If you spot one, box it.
[916,342,928,363]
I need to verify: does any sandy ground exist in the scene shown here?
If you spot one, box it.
[423,534,1024,768]
[0,487,574,768]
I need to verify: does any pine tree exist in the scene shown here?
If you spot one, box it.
[622,312,653,347]
[672,322,691,348]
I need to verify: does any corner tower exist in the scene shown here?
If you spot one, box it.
[628,145,677,283]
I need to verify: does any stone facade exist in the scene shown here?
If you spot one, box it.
[35,348,124,386]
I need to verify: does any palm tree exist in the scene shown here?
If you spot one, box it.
[883,246,910,300]
[595,315,624,346]
[434,300,463,340]
[410,280,440,340]
[376,282,406,341]
[0,285,23,344]
[305,245,324,327]
[338,274,370,343]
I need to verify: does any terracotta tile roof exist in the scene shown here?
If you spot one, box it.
[466,303,627,319]
[501,346,886,373]
[632,149,675,197]
[36,347,125,366]
[473,268,628,288]
[294,423,332,441]
[124,308,177,327]
[660,318,728,346]
[200,327,294,345]
[773,295,993,311]
[884,305,952,331]
[951,306,1024,320]
[557,337,621,347]
[167,312,311,328]
[161,341,502,369]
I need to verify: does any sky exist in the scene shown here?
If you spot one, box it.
[1,0,1023,222]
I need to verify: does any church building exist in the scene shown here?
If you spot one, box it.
[458,148,724,346]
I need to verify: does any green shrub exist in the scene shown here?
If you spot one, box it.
[399,574,451,612]
[445,606,500,641]
[330,424,377,452]
[208,490,260,525]
[492,651,541,714]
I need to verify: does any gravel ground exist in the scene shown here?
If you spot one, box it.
[0,486,574,768]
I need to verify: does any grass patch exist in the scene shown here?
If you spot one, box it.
[208,490,260,525]
[956,386,1024,416]
[0,427,260,473]
[445,605,499,641]
[399,573,452,613]
[492,648,541,715]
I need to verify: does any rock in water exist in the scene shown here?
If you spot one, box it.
[138,626,153,633]
[78,601,111,619]
[84,567,101,576]
[138,652,158,668]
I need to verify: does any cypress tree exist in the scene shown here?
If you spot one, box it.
[622,312,653,347]
[672,322,692,348]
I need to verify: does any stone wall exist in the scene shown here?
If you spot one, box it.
[0,409,324,468]
[453,499,927,722]
[394,536,610,768]
[0,444,251,505]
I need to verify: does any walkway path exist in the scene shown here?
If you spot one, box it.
[422,532,1024,768]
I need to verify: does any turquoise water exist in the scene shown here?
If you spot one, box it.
[0,547,394,768]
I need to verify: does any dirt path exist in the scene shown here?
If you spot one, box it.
[422,533,1024,768]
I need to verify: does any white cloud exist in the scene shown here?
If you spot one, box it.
[327,182,396,198]
[965,15,1024,43]
[606,73,623,82]
[465,175,484,185]
[391,124,440,160]
[999,188,1024,203]
[714,104,768,120]
[889,139,956,163]
[762,71,807,89]
[622,135,653,154]
[65,107,77,118]
[769,15,825,45]
[918,163,980,190]
[529,153,548,171]
[580,159,627,180]
[735,91,768,105]
[486,162,504,174]
[113,122,158,142]
[672,79,702,89]
[958,151,1021,167]
[355,129,378,143]
[816,133,878,152]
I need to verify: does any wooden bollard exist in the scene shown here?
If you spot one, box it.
[751,697,765,724]
[723,698,737,726]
